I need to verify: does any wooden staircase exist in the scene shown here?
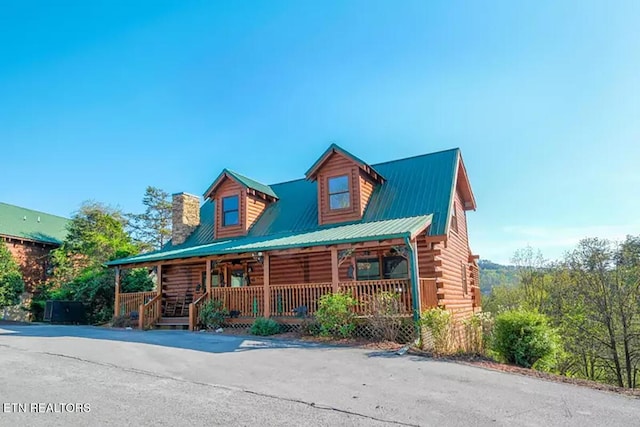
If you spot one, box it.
[156,316,189,329]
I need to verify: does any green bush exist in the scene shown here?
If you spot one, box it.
[492,309,559,368]
[316,292,357,338]
[0,241,25,309]
[420,308,455,354]
[199,299,228,330]
[250,317,281,336]
[460,311,493,354]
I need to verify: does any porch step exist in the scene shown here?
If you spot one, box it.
[156,317,189,326]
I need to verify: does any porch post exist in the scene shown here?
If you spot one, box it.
[114,266,121,317]
[331,247,339,292]
[156,264,163,297]
[263,253,270,317]
[205,260,212,297]
[405,237,421,322]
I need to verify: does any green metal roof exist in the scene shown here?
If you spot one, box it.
[205,169,278,199]
[0,202,69,245]
[107,215,432,266]
[305,143,384,180]
[224,169,278,199]
[109,147,464,266]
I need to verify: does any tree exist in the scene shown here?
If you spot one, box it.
[61,201,139,266]
[34,201,151,324]
[0,241,25,309]
[127,187,172,252]
[562,237,640,388]
[511,246,549,312]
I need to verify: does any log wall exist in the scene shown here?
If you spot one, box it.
[433,188,478,319]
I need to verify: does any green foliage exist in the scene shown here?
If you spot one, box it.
[316,292,357,338]
[127,187,172,252]
[300,318,321,336]
[482,285,525,314]
[32,202,154,324]
[59,202,138,266]
[366,291,405,342]
[199,299,228,330]
[478,260,519,294]
[461,311,494,355]
[0,241,25,309]
[492,309,559,369]
[420,308,456,354]
[250,317,281,336]
[31,266,152,325]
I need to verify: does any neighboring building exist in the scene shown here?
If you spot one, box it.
[108,144,480,329]
[0,202,69,320]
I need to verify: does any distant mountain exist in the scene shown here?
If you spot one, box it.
[478,259,519,294]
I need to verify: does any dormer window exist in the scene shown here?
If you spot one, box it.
[222,195,239,226]
[328,175,350,210]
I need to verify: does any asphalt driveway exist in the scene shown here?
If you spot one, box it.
[0,325,637,426]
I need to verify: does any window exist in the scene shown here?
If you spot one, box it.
[461,262,468,294]
[356,256,410,280]
[383,256,408,279]
[222,195,239,226]
[328,175,350,210]
[230,269,244,287]
[356,258,380,280]
[451,202,458,233]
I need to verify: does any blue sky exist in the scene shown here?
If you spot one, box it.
[1,1,639,263]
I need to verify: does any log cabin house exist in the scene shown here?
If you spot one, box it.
[107,144,480,330]
[0,202,68,321]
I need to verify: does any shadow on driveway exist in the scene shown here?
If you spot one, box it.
[0,324,328,355]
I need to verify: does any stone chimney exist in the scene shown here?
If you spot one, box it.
[172,192,200,246]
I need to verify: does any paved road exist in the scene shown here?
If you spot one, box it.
[0,325,637,426]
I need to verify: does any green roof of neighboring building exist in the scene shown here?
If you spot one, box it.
[109,146,469,266]
[107,215,432,266]
[0,202,69,245]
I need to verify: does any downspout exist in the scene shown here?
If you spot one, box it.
[404,236,420,323]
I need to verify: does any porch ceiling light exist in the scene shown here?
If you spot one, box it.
[252,252,264,264]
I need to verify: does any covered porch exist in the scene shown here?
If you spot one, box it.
[114,242,439,330]
[110,215,439,330]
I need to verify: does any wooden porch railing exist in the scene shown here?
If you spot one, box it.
[339,279,412,315]
[118,291,156,317]
[269,283,333,317]
[188,292,209,331]
[419,278,438,311]
[211,287,264,318]
[138,294,162,330]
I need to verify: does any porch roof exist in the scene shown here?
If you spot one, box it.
[106,214,431,266]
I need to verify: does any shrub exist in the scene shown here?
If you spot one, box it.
[199,299,228,330]
[0,241,25,309]
[460,311,493,354]
[366,291,405,342]
[250,317,281,336]
[111,314,136,328]
[420,308,456,354]
[492,309,559,368]
[300,318,321,336]
[316,292,357,338]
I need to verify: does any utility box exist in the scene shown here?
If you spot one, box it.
[43,301,87,324]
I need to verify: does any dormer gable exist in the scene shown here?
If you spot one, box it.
[305,144,384,226]
[204,169,277,239]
